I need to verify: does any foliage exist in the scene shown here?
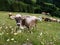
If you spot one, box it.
[0,0,60,17]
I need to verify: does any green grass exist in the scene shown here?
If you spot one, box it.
[0,11,60,45]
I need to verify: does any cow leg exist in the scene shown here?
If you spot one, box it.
[16,26,20,32]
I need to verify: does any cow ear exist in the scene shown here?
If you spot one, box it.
[19,17,23,19]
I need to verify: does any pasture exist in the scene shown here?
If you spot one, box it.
[0,11,60,45]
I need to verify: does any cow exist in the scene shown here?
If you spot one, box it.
[49,18,57,22]
[14,14,38,30]
[42,17,51,22]
[42,17,57,22]
[57,19,60,23]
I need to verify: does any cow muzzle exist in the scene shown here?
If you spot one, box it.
[17,23,20,26]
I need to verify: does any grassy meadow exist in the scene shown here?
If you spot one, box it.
[0,11,60,45]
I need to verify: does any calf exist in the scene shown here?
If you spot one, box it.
[8,13,15,20]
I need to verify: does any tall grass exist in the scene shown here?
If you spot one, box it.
[0,11,60,45]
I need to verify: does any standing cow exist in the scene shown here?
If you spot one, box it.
[14,14,38,30]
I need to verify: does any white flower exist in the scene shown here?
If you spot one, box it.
[0,26,2,29]
[5,26,8,29]
[9,26,12,28]
[17,30,22,33]
[6,33,9,35]
[14,33,18,35]
[11,28,14,30]
[2,23,5,25]
[31,31,33,34]
[11,31,14,34]
[7,39,10,42]
[14,41,17,43]
[11,38,14,41]
[40,32,42,36]
[0,33,2,35]
[38,36,40,38]
[27,38,29,41]
[0,32,4,35]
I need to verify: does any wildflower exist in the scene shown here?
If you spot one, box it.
[0,26,2,29]
[41,42,44,45]
[9,26,12,28]
[11,28,14,30]
[14,33,18,35]
[40,32,42,36]
[6,33,9,35]
[45,32,48,34]
[2,32,4,34]
[31,31,33,34]
[28,31,30,32]
[11,38,14,41]
[38,36,40,38]
[0,33,2,35]
[5,26,8,29]
[2,23,5,25]
[17,30,21,33]
[14,41,17,43]
[27,38,29,41]
[50,42,54,45]
[11,31,14,34]
[0,32,4,35]
[7,39,10,42]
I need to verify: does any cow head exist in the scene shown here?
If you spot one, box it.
[15,14,22,26]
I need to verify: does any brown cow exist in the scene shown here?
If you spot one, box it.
[15,14,38,30]
[42,17,57,22]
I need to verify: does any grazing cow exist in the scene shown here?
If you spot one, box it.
[57,19,60,23]
[49,18,57,22]
[42,17,51,22]
[44,17,51,22]
[42,17,57,22]
[8,13,15,20]
[14,14,38,30]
